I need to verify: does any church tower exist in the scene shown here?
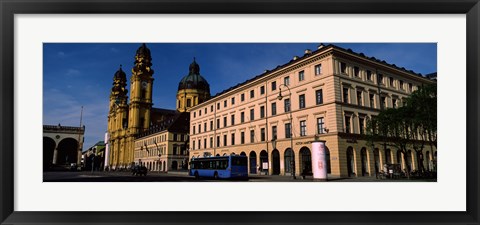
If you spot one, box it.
[107,65,129,169]
[125,43,155,165]
[176,58,211,112]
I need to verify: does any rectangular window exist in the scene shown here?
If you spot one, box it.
[271,81,277,91]
[224,100,227,107]
[250,90,255,98]
[198,140,201,149]
[271,102,277,116]
[198,124,201,133]
[250,130,255,143]
[359,117,365,135]
[369,93,375,108]
[261,128,266,141]
[205,108,207,114]
[399,80,404,90]
[260,86,265,95]
[192,140,195,150]
[343,87,349,103]
[211,105,213,112]
[231,133,235,146]
[284,98,291,112]
[216,119,220,129]
[315,64,322,75]
[241,93,245,101]
[260,106,265,118]
[345,116,351,133]
[241,131,245,144]
[223,135,227,146]
[240,112,245,123]
[285,123,292,138]
[216,136,220,147]
[357,91,362,106]
[300,120,307,136]
[250,109,255,121]
[193,125,196,134]
[187,99,192,107]
[408,83,413,92]
[210,121,213,130]
[210,137,213,148]
[204,122,207,132]
[217,102,220,110]
[340,62,347,74]
[231,97,235,105]
[317,117,325,134]
[378,74,384,84]
[316,89,323,105]
[284,76,290,86]
[199,110,201,116]
[272,126,277,140]
[203,139,207,149]
[392,99,397,109]
[298,70,305,81]
[367,70,372,80]
[390,77,394,87]
[381,96,387,109]
[193,112,196,118]
[231,114,235,125]
[354,66,360,77]
[299,94,306,109]
[223,117,227,127]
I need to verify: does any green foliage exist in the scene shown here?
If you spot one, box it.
[365,83,437,173]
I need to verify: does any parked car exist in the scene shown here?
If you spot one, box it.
[132,165,148,176]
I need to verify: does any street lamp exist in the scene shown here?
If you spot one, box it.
[277,84,296,179]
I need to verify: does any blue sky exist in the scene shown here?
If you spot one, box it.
[43,43,437,150]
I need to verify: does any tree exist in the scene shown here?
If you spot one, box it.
[366,84,437,177]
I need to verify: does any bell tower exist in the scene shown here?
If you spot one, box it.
[126,43,154,164]
[107,65,129,169]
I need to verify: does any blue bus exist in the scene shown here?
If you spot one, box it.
[189,155,248,180]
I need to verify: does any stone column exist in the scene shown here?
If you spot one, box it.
[52,148,59,165]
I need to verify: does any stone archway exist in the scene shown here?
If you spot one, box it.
[249,151,257,174]
[299,147,312,175]
[43,137,56,169]
[259,150,268,174]
[325,147,331,174]
[284,148,294,175]
[271,149,280,175]
[360,147,368,176]
[56,138,79,165]
[346,146,355,177]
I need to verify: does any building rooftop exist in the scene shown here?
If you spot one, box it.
[209,43,435,100]
[137,112,190,139]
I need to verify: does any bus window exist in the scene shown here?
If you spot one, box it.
[232,157,247,166]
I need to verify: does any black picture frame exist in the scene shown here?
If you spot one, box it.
[1,0,479,224]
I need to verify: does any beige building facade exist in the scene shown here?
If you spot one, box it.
[188,44,437,178]
[133,113,190,172]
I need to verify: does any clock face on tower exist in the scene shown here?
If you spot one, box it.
[141,81,147,89]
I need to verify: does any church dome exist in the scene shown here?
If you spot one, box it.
[114,65,126,80]
[178,58,210,93]
[136,43,151,57]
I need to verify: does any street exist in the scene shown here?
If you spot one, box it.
[43,171,436,182]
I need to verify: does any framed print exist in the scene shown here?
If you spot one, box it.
[1,0,479,224]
